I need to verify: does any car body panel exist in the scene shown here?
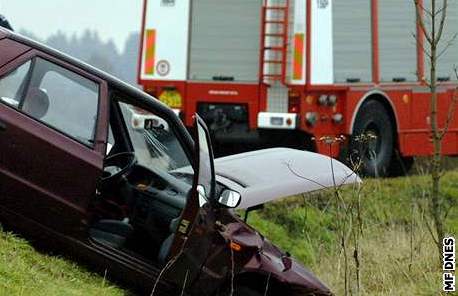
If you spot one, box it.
[0,38,30,68]
[214,148,360,209]
[0,48,109,236]
[162,115,221,288]
[176,148,360,209]
[4,30,188,141]
[218,221,332,295]
[0,28,357,295]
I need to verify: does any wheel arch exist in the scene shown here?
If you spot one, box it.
[349,90,399,137]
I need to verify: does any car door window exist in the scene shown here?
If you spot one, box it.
[0,60,32,107]
[0,57,99,146]
[118,101,192,181]
[106,126,115,155]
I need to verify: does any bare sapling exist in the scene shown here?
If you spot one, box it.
[413,0,458,260]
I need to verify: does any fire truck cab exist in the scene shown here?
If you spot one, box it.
[138,0,458,176]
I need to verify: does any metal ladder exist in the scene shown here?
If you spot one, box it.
[260,0,290,85]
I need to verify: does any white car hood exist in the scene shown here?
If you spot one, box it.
[213,148,361,209]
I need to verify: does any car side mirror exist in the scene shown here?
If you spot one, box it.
[218,189,241,208]
[243,204,264,222]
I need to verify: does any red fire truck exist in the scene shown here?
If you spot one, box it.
[137,0,458,176]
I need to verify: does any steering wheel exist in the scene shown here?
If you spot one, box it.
[101,152,137,186]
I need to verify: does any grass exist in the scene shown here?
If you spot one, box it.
[248,170,458,295]
[0,171,456,295]
[0,230,124,296]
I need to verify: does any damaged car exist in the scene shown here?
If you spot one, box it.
[0,28,360,295]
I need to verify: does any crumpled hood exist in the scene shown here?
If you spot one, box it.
[213,148,360,209]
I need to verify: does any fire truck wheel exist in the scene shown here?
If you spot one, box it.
[349,100,394,177]
[389,152,414,176]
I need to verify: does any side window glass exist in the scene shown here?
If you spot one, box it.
[118,101,192,174]
[107,126,115,155]
[0,61,32,108]
[0,57,100,146]
[24,58,100,146]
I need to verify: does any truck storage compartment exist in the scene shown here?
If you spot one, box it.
[379,0,417,82]
[333,0,372,83]
[189,0,262,82]
[423,0,458,81]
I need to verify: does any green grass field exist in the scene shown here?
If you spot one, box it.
[0,171,457,295]
[248,170,458,295]
[0,230,124,295]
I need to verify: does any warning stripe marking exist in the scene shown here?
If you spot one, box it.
[144,29,156,75]
[293,33,304,80]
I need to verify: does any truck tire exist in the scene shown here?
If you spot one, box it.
[349,100,394,177]
[389,150,414,176]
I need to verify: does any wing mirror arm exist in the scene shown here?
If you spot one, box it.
[243,204,264,222]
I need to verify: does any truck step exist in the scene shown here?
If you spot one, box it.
[263,46,285,51]
[265,20,285,24]
[264,33,285,37]
[265,6,287,10]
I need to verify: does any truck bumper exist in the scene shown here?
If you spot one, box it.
[257,112,299,130]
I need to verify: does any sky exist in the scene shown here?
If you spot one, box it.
[0,0,143,51]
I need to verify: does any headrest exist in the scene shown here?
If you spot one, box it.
[23,87,50,119]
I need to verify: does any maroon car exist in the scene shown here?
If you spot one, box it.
[0,28,359,295]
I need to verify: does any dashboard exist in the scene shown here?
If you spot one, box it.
[125,165,190,236]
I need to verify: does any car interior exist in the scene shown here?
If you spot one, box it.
[0,57,195,265]
[89,94,193,265]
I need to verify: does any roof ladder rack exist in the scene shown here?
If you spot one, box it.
[259,0,290,85]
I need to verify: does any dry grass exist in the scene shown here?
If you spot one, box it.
[314,226,440,296]
[249,170,458,296]
[0,170,456,295]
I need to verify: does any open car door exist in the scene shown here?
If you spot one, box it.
[161,115,220,291]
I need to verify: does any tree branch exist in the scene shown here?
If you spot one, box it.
[417,0,434,18]
[412,32,433,59]
[438,67,458,140]
[435,0,449,46]
[424,212,440,246]
[436,33,458,60]
[435,5,446,17]
[285,161,328,190]
[414,0,434,45]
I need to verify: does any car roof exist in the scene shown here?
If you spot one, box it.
[0,27,195,152]
[0,28,153,107]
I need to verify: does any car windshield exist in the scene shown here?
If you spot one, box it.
[118,101,192,182]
